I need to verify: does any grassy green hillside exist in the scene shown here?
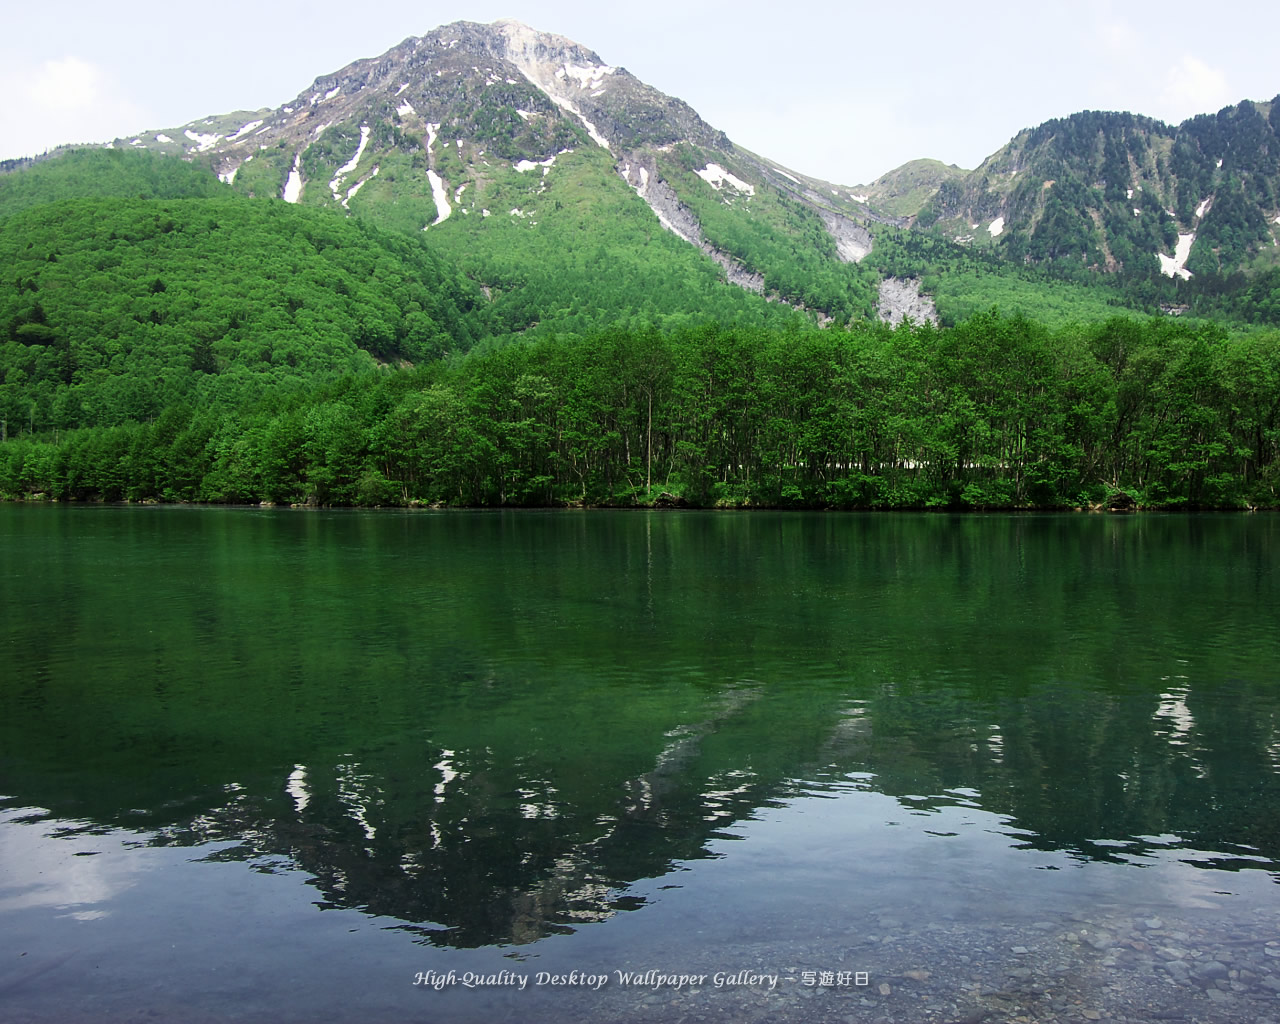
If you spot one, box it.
[859,159,968,220]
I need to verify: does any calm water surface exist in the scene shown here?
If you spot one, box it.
[1,507,1278,1022]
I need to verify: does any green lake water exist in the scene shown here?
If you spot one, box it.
[1,507,1278,1022]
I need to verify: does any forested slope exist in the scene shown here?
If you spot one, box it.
[917,100,1280,279]
[0,194,488,432]
[4,132,1280,512]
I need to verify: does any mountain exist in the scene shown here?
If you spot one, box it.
[910,101,1280,279]
[9,18,1280,339]
[854,159,968,221]
[104,19,885,325]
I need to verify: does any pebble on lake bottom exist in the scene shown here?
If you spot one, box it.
[542,902,1280,1024]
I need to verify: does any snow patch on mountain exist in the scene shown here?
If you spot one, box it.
[344,166,378,208]
[183,128,220,152]
[335,127,371,175]
[330,125,371,202]
[696,164,754,195]
[219,165,238,185]
[1157,232,1195,279]
[156,134,173,144]
[283,154,303,203]
[397,100,416,117]
[396,82,410,95]
[988,216,1005,237]
[558,63,615,89]
[1196,197,1212,219]
[549,94,609,149]
[515,155,557,173]
[426,170,450,225]
[228,119,264,142]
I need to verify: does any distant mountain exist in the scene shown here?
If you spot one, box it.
[854,159,968,221]
[911,101,1280,279]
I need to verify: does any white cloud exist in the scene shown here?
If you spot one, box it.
[0,56,149,158]
[1160,55,1232,120]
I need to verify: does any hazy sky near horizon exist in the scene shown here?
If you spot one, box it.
[2,0,1275,185]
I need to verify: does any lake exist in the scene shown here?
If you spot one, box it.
[2,506,1279,1023]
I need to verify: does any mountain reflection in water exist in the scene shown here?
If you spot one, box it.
[1,507,1278,1022]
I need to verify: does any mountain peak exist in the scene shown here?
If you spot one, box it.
[487,18,606,66]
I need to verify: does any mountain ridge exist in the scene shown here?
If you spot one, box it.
[7,18,1280,328]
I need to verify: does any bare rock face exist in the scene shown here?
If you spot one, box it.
[819,210,873,263]
[877,277,938,326]
[618,153,765,293]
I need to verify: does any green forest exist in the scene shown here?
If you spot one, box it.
[3,313,1278,510]
[3,149,1280,510]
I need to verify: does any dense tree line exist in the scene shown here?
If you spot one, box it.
[3,313,1277,509]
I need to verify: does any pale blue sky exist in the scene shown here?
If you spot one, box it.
[2,0,1275,185]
